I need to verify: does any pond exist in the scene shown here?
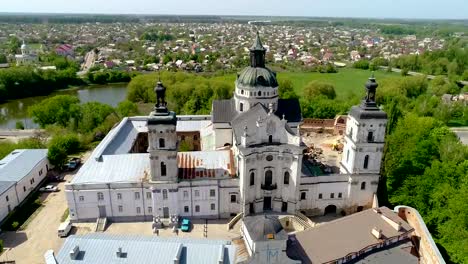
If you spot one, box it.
[0,84,128,129]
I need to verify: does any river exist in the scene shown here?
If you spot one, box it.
[0,84,128,129]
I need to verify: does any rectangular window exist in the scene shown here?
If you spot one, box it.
[330,193,335,199]
[210,189,216,197]
[118,205,123,212]
[98,192,104,201]
[148,207,153,213]
[183,191,188,198]
[211,203,216,210]
[163,190,168,200]
[39,169,43,176]
[230,195,236,203]
[338,192,342,198]
[194,190,200,197]
[318,193,322,199]
[300,192,306,200]
[146,192,152,199]
[184,206,189,213]
[135,192,140,200]
[195,205,200,212]
[79,196,84,202]
[117,193,122,200]
[136,207,141,214]
[6,195,9,202]
[23,186,26,192]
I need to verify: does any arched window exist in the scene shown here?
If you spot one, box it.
[159,138,165,148]
[241,89,244,95]
[265,170,273,186]
[284,171,290,185]
[367,131,374,142]
[240,102,244,112]
[161,162,167,176]
[363,155,369,169]
[269,135,273,143]
[361,182,366,190]
[162,189,168,200]
[258,91,261,96]
[250,172,255,186]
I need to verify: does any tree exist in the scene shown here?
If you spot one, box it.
[116,100,138,117]
[78,102,114,133]
[0,54,7,64]
[278,79,298,99]
[28,95,81,128]
[47,134,81,167]
[303,80,336,100]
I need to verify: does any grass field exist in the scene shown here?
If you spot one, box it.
[212,68,399,99]
[277,68,399,99]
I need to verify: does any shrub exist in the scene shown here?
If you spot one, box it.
[11,221,19,230]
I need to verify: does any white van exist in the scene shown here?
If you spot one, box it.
[58,220,72,237]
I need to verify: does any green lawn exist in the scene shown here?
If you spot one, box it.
[212,68,399,99]
[277,68,399,99]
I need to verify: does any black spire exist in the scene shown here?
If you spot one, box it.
[154,79,168,113]
[249,31,266,68]
[362,73,378,108]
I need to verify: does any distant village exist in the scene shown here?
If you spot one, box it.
[0,22,451,72]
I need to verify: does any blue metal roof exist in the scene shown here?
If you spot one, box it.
[54,234,236,264]
[0,149,48,195]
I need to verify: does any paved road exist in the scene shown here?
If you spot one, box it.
[451,127,468,145]
[0,129,44,137]
[0,179,68,264]
[0,152,91,264]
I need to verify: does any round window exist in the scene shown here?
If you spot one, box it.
[266,155,273,161]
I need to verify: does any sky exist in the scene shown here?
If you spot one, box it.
[1,0,467,20]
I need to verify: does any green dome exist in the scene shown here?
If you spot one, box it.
[236,67,278,88]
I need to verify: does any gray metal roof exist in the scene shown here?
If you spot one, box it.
[212,99,238,124]
[71,154,150,184]
[0,149,48,195]
[54,233,236,264]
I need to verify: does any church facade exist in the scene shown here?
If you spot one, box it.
[65,34,387,222]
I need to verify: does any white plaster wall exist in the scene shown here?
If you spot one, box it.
[213,127,233,149]
[15,158,49,203]
[0,187,19,222]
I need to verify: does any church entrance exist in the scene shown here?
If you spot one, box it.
[324,205,337,215]
[263,197,272,211]
[281,202,288,212]
[163,207,169,218]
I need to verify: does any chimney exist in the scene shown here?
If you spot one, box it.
[217,245,225,264]
[371,227,382,239]
[116,247,126,258]
[173,244,183,264]
[69,246,80,260]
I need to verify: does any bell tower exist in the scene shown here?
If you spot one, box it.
[340,75,388,175]
[147,79,178,182]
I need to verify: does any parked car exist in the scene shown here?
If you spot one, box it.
[40,185,59,192]
[58,220,72,237]
[181,218,191,232]
[66,158,81,171]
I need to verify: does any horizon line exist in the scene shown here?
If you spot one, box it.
[0,11,466,21]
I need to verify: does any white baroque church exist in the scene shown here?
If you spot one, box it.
[65,34,387,222]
